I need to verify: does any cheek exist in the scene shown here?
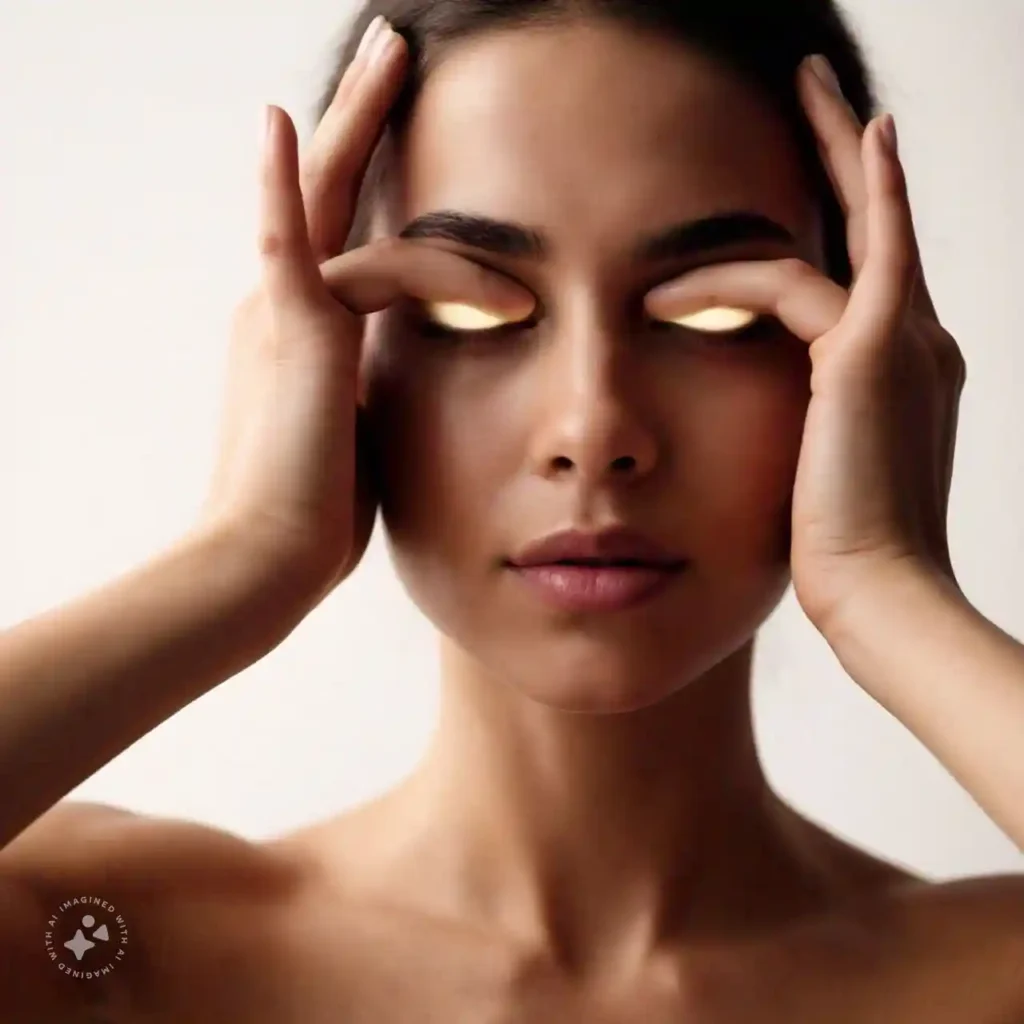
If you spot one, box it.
[365,331,523,556]
[368,322,811,568]
[679,349,810,559]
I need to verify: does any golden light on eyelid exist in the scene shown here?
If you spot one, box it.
[425,301,509,330]
[667,306,758,332]
[422,301,755,334]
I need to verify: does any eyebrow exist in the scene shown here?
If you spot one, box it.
[398,209,796,263]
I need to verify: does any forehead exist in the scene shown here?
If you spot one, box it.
[392,21,819,264]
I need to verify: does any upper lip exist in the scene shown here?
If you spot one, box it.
[508,527,685,568]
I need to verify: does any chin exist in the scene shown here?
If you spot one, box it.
[406,556,789,714]
[475,629,745,715]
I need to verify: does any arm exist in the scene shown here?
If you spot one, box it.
[825,560,1024,852]
[647,60,1019,858]
[0,521,319,849]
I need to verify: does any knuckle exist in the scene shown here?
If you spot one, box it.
[948,349,968,391]
[257,227,299,260]
[933,331,967,380]
[774,257,820,296]
[368,235,404,261]
[778,256,816,281]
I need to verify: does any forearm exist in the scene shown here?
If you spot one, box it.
[0,522,318,848]
[825,562,1024,851]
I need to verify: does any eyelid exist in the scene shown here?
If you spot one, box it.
[421,300,530,331]
[659,306,759,333]
[419,300,761,337]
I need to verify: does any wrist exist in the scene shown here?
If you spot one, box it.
[178,517,328,649]
[818,556,969,690]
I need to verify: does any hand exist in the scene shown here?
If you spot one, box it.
[646,55,967,636]
[198,18,533,598]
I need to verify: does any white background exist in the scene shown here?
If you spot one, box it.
[2,1,1022,879]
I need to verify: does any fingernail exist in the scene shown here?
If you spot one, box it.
[356,15,383,60]
[880,113,899,156]
[807,54,844,99]
[368,20,398,66]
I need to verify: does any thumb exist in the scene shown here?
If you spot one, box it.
[645,257,848,346]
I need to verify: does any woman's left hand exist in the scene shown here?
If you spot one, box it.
[646,55,967,638]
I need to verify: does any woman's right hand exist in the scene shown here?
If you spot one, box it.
[198,17,533,600]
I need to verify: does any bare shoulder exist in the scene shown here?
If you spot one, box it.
[0,800,303,1023]
[777,809,1024,1016]
[824,825,1024,970]
[903,870,1024,939]
[3,799,299,901]
[868,870,1024,1021]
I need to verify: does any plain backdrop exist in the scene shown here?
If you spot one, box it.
[2,1,1022,880]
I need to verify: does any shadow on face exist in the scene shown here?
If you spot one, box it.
[363,20,823,713]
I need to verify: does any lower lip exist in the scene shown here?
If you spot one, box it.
[509,564,683,613]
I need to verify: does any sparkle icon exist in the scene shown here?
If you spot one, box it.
[63,914,109,962]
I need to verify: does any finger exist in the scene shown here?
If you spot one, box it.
[319,239,538,320]
[802,61,938,323]
[840,116,917,349]
[799,56,869,274]
[258,105,328,309]
[872,121,938,321]
[331,16,388,109]
[645,257,848,345]
[301,20,409,262]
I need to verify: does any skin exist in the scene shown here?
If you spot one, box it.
[4,16,1024,1024]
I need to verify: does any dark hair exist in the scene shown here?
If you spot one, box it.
[313,0,878,287]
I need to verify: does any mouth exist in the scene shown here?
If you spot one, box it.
[505,528,688,613]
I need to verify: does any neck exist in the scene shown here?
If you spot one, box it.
[388,638,831,980]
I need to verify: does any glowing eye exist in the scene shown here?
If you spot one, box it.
[663,306,758,333]
[423,302,511,331]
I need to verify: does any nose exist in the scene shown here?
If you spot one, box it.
[527,312,659,487]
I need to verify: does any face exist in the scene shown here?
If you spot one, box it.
[364,21,823,712]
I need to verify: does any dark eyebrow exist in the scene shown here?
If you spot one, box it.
[398,209,796,262]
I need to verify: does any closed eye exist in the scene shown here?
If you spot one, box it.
[421,302,520,332]
[662,307,757,332]
[417,301,771,341]
[415,301,535,339]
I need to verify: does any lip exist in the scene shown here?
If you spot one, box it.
[506,527,687,613]
[509,527,684,568]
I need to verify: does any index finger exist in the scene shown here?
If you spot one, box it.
[301,19,409,263]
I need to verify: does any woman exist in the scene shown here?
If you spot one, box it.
[2,0,1023,1019]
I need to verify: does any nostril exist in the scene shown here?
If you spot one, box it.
[545,454,638,474]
